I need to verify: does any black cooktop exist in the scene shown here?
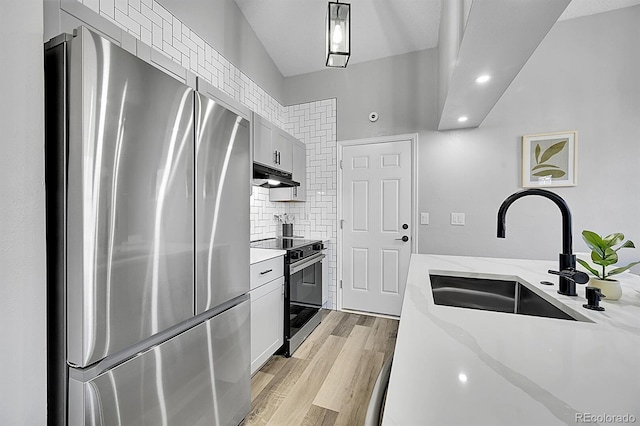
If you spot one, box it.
[250,237,321,251]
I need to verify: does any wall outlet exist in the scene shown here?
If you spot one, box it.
[451,212,465,226]
[420,212,429,225]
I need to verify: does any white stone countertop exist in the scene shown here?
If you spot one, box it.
[383,254,640,426]
[250,248,286,265]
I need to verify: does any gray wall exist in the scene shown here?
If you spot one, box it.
[284,6,640,267]
[0,0,47,424]
[285,48,439,140]
[419,6,640,267]
[157,0,285,103]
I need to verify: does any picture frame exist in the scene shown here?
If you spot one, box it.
[522,131,577,188]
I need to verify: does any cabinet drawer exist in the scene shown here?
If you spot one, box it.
[250,256,284,290]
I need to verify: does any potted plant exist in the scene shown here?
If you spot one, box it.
[576,230,640,300]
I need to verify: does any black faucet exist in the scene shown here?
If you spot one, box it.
[497,188,589,296]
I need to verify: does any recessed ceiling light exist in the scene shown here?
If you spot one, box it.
[458,373,468,383]
[475,74,491,84]
[458,116,468,123]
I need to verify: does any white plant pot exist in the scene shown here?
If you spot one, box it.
[588,278,622,301]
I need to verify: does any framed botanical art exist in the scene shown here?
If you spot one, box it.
[522,131,577,188]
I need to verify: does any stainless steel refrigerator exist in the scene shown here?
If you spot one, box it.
[45,27,251,425]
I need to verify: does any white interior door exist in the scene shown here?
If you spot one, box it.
[342,139,412,316]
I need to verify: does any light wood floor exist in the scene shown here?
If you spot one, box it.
[243,310,399,426]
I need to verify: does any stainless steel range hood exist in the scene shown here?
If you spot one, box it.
[252,163,300,188]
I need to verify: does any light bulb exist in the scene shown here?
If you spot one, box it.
[475,74,491,84]
[267,179,281,186]
[333,24,343,44]
[458,116,468,122]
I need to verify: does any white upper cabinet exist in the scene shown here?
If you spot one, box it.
[253,113,275,168]
[273,128,293,173]
[270,137,306,202]
[252,113,292,174]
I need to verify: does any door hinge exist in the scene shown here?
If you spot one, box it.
[339,160,343,169]
[340,219,344,229]
[340,280,343,289]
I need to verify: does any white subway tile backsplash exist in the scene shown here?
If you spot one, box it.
[99,0,115,19]
[140,27,152,46]
[181,33,197,55]
[162,40,181,61]
[151,23,162,48]
[128,6,151,31]
[115,0,127,13]
[161,19,172,44]
[151,1,172,23]
[115,8,140,36]
[141,4,161,27]
[172,16,181,41]
[281,98,338,309]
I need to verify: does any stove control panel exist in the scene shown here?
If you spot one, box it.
[290,250,303,261]
[288,241,323,262]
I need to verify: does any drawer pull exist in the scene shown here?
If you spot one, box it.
[259,269,273,275]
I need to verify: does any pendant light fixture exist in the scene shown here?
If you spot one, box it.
[326,1,351,68]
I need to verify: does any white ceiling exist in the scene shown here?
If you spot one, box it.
[234,0,640,77]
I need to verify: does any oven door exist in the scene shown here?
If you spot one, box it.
[289,252,324,307]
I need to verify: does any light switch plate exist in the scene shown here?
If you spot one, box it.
[451,212,465,226]
[420,212,429,225]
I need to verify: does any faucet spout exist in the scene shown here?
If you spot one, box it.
[497,188,581,296]
[497,188,572,254]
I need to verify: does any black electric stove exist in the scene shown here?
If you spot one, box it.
[250,237,325,356]
[251,237,322,252]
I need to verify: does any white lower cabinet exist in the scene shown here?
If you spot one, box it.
[250,272,284,375]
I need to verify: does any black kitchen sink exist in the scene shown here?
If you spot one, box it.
[429,274,589,322]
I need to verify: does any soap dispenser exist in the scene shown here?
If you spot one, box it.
[583,286,605,311]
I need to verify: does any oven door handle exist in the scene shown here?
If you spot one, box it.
[289,253,325,275]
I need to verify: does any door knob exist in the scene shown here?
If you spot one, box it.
[402,224,409,230]
[395,236,409,242]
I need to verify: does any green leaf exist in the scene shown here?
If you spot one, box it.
[580,230,640,278]
[577,258,601,278]
[606,261,640,277]
[539,140,567,163]
[535,144,541,164]
[591,247,618,267]
[582,230,607,255]
[603,233,624,246]
[531,164,560,171]
[617,240,635,250]
[532,169,566,178]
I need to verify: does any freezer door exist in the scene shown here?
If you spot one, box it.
[194,92,250,314]
[66,27,195,367]
[69,299,251,426]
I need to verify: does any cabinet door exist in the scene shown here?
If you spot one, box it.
[291,138,306,200]
[250,277,284,375]
[253,113,276,167]
[274,128,293,173]
[269,137,306,202]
